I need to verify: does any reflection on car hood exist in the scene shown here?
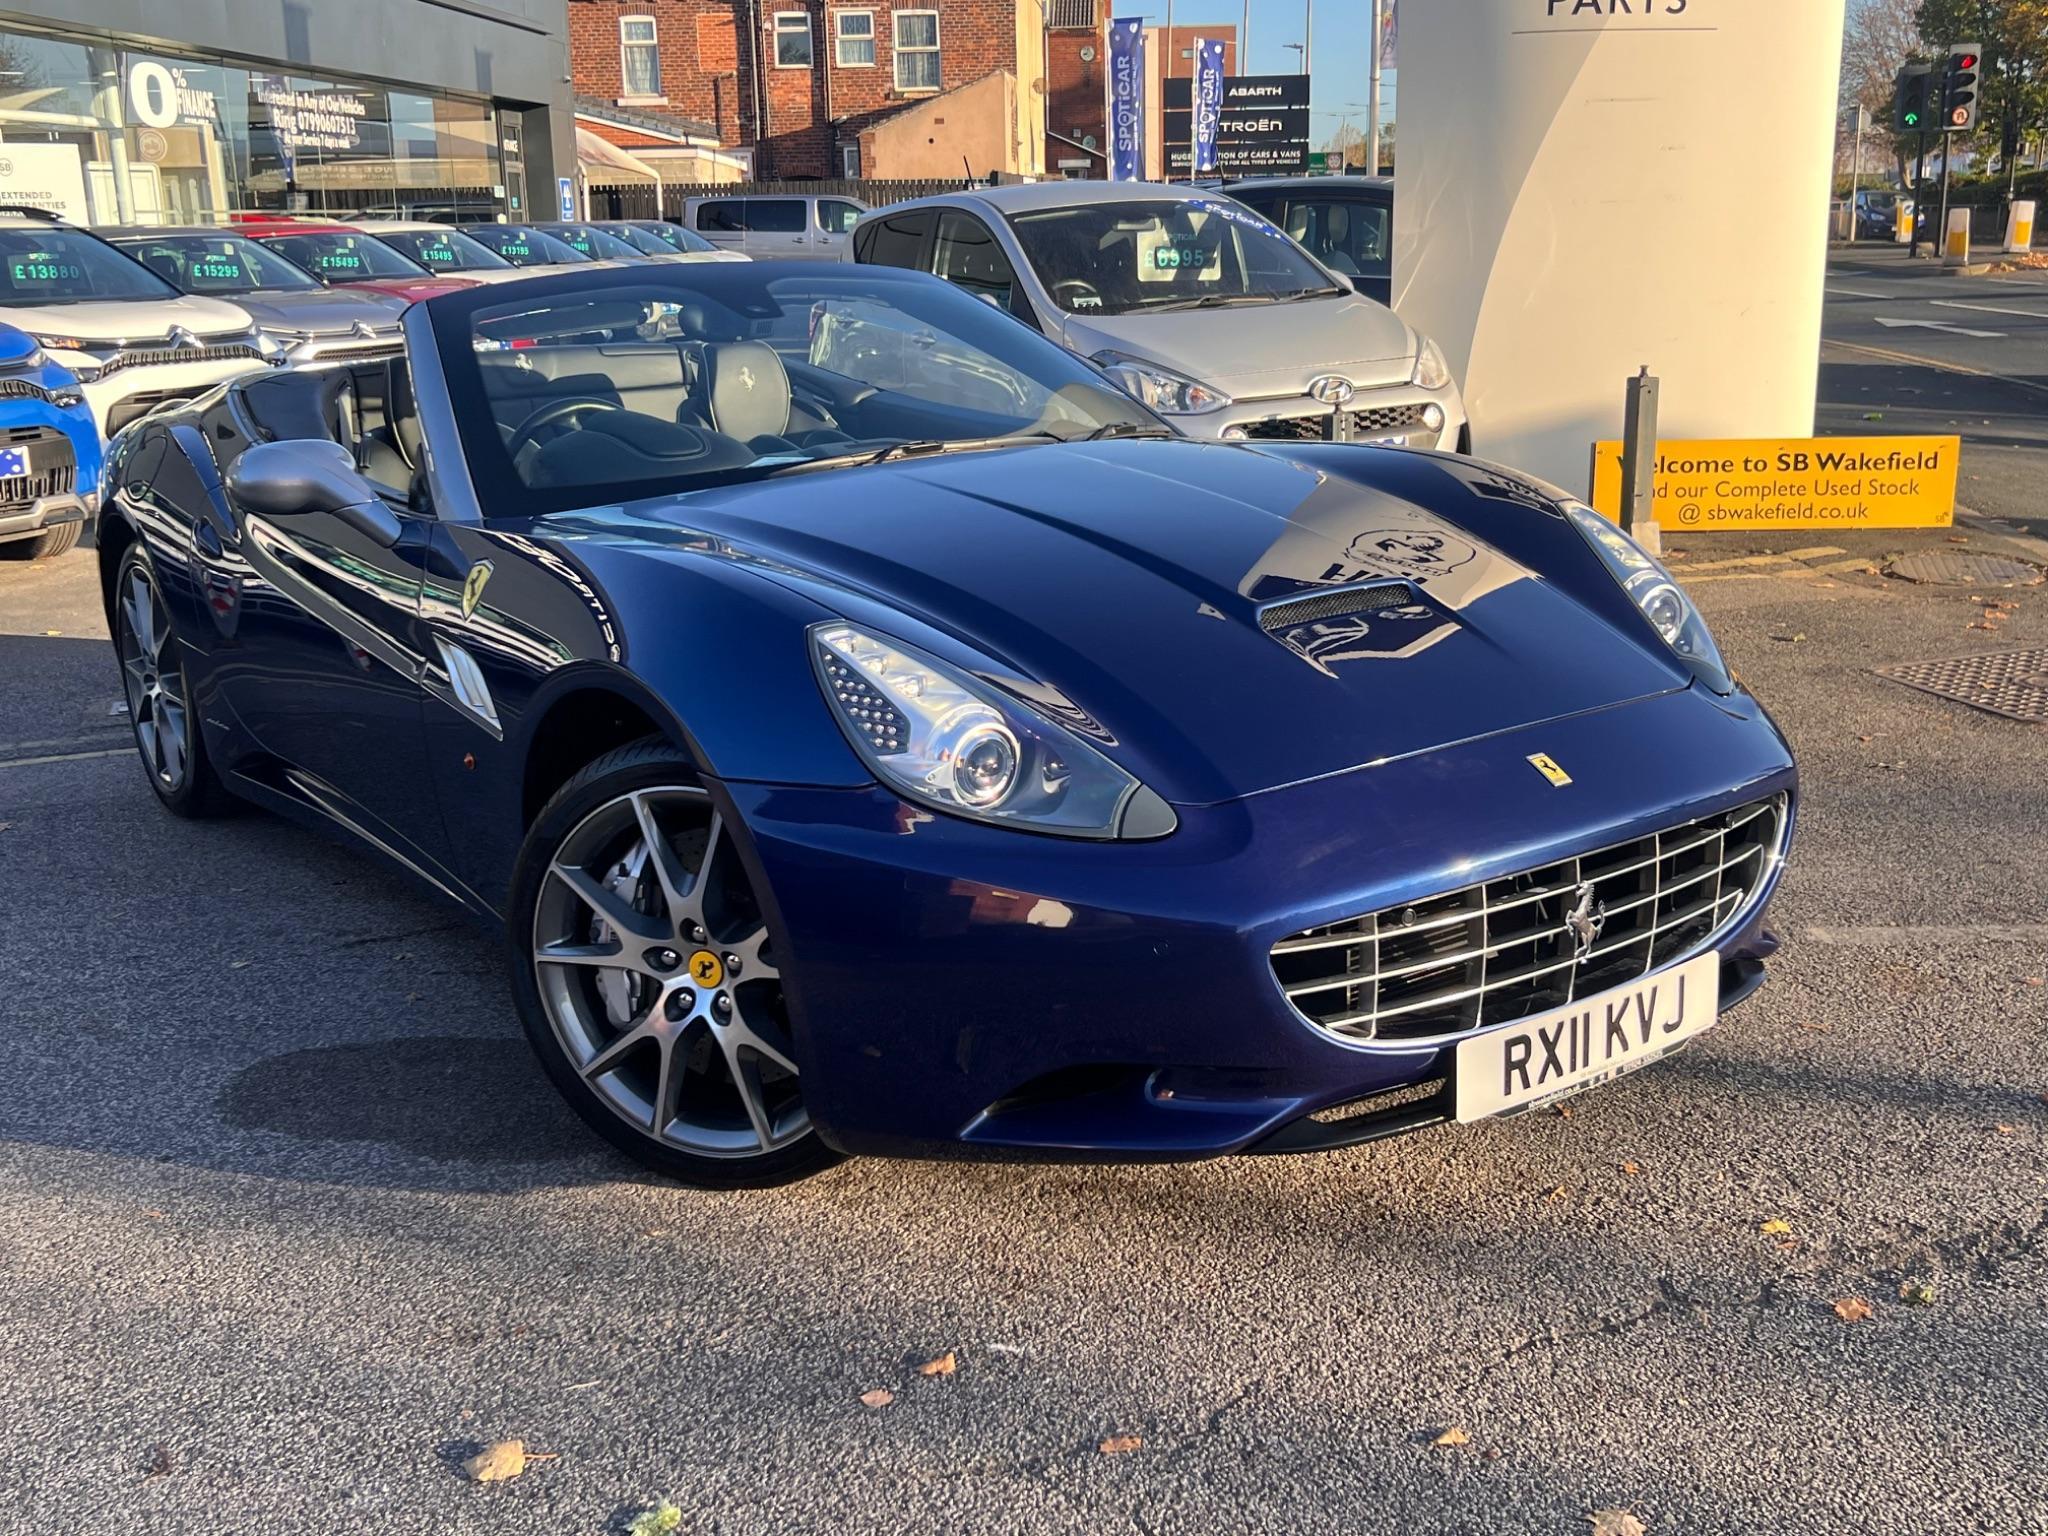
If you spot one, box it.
[11,293,255,343]
[1059,293,1417,400]
[570,440,1684,804]
[217,287,403,335]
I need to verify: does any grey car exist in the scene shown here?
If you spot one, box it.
[849,182,1466,449]
[106,228,405,363]
[682,193,868,261]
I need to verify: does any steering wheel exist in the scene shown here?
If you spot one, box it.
[1050,278,1101,308]
[506,396,623,460]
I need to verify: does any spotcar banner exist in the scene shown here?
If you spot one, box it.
[1108,18,1146,183]
[1192,39,1226,175]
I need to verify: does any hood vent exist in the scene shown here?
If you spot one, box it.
[1258,582,1414,633]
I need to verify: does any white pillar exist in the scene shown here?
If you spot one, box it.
[2008,200,2037,254]
[1942,207,1971,267]
[1392,0,1847,492]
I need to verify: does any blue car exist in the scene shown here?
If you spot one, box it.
[98,264,1795,1187]
[0,322,100,561]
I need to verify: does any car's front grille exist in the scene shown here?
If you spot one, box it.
[1271,795,1786,1043]
[98,342,266,378]
[0,377,60,404]
[1242,402,1438,445]
[0,429,77,509]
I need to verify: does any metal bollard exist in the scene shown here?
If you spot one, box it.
[1619,366,1661,553]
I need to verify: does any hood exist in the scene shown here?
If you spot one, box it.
[348,275,476,301]
[220,287,404,337]
[1058,292,1417,401]
[570,441,1687,804]
[13,293,254,344]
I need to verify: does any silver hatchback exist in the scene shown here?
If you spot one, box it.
[850,182,1468,450]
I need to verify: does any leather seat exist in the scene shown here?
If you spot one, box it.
[359,359,422,494]
[701,340,795,449]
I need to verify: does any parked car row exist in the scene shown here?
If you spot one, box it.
[0,206,758,559]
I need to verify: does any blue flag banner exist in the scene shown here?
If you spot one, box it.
[1108,18,1146,182]
[1192,39,1225,175]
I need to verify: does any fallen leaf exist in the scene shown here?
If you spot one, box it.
[1555,1104,1574,1119]
[1899,1280,1936,1306]
[918,1352,957,1377]
[1759,1218,1792,1236]
[1432,1426,1471,1447]
[1098,1434,1144,1455]
[461,1440,529,1482]
[627,1500,685,1536]
[1832,1297,1875,1323]
[987,1342,1028,1356]
[1995,1124,2018,1136]
[2024,978,2044,988]
[1797,1019,1831,1032]
[1620,1160,1641,1177]
[859,1389,895,1408]
[142,1209,165,1220]
[1588,1509,1648,1536]
[1546,1185,1569,1201]
[141,1443,172,1481]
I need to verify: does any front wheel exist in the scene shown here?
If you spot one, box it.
[114,544,231,817]
[508,739,837,1188]
[0,522,83,560]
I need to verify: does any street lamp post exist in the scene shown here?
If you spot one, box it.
[1367,0,1383,176]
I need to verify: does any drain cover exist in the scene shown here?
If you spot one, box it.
[1875,648,2048,722]
[1884,551,2043,586]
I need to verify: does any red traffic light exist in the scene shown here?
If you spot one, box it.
[1954,52,1978,69]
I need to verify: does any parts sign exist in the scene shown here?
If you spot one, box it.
[1589,435,1960,530]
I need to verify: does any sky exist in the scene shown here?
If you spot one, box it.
[1115,0,1398,145]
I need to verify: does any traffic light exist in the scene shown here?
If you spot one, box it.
[1940,43,1980,133]
[1893,62,1934,134]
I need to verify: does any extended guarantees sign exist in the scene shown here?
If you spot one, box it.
[1589,436,1961,530]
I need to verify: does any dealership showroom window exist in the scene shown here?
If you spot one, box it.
[0,23,521,224]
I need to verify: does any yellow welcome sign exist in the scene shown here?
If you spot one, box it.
[1589,435,1960,531]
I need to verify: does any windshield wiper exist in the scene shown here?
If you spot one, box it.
[1139,292,1274,312]
[1275,285,1348,302]
[763,432,1065,477]
[1072,422,1179,442]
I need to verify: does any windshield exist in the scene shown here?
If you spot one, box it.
[372,227,513,272]
[461,224,590,267]
[255,231,430,283]
[543,223,645,261]
[116,233,322,294]
[441,269,1164,515]
[625,222,718,255]
[1005,197,1340,317]
[0,226,179,306]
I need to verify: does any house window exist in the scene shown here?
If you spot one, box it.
[619,16,661,98]
[840,142,862,176]
[893,10,940,91]
[834,10,876,67]
[774,12,814,67]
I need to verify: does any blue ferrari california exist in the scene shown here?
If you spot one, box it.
[99,263,1794,1186]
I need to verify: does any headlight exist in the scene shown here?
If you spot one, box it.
[812,622,1175,839]
[0,345,49,371]
[1411,336,1452,391]
[1563,501,1733,694]
[1089,351,1229,415]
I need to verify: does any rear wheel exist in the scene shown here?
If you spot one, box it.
[114,544,230,817]
[509,740,836,1187]
[0,523,83,560]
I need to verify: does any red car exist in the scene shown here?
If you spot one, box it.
[229,217,478,303]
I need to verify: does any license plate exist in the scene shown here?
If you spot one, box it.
[1453,951,1720,1122]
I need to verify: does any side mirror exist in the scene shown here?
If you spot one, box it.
[224,438,403,548]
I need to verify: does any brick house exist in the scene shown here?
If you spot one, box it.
[567,0,1045,181]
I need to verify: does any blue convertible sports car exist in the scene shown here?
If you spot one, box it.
[101,263,1795,1186]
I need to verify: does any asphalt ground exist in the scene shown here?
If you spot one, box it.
[4,361,2047,1531]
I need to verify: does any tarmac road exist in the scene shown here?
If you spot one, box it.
[3,512,2046,1532]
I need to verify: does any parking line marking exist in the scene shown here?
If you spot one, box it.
[1930,298,2048,321]
[0,748,131,769]
[1824,338,2048,401]
[1807,924,2048,946]
[1825,287,1889,299]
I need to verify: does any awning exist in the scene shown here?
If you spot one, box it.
[577,127,661,187]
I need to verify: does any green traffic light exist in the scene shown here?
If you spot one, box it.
[1904,111,1919,126]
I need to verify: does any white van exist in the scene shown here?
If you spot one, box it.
[680,194,868,261]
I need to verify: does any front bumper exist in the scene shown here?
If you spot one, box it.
[1181,379,1470,451]
[76,357,276,436]
[719,684,1796,1161]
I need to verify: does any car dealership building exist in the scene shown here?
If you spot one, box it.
[0,0,573,225]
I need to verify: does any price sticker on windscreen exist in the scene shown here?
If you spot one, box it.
[1588,435,1961,531]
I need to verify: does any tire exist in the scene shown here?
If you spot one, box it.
[113,544,232,818]
[0,522,83,560]
[509,737,839,1188]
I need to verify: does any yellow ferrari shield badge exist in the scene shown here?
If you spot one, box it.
[460,561,494,621]
[688,950,725,988]
[1527,753,1573,788]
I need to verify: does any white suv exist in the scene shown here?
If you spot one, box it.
[0,207,279,435]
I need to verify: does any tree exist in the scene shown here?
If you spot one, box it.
[1322,121,1365,169]
[1840,0,1925,180]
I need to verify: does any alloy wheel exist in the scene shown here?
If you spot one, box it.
[117,562,190,793]
[530,786,808,1159]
